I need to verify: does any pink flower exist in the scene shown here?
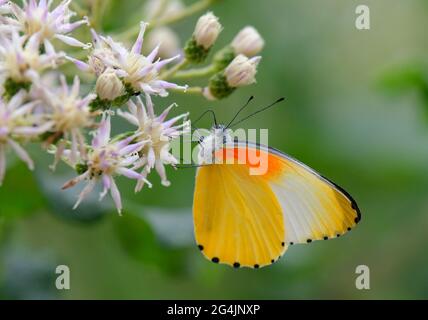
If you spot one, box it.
[0,31,65,83]
[62,115,149,214]
[4,0,90,48]
[34,74,97,169]
[118,94,190,189]
[0,90,52,185]
[67,22,188,97]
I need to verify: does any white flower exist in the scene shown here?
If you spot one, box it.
[66,29,114,76]
[0,31,65,83]
[145,27,181,59]
[4,0,90,48]
[231,26,264,57]
[34,75,97,168]
[194,12,222,49]
[95,68,125,101]
[62,115,149,214]
[224,54,261,87]
[67,22,187,97]
[118,94,190,189]
[0,90,52,185]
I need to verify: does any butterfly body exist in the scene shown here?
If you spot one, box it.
[193,126,361,269]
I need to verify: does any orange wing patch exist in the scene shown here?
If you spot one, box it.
[214,147,285,181]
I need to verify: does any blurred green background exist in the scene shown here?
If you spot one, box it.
[1,0,428,299]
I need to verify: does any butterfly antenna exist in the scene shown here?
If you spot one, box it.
[230,97,285,128]
[191,109,218,129]
[226,96,254,129]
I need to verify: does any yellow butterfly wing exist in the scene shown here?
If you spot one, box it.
[193,143,361,268]
[263,144,361,245]
[193,162,286,269]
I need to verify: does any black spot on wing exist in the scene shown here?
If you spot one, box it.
[212,257,219,263]
[246,141,362,225]
[321,175,362,224]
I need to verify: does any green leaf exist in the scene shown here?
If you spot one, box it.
[0,247,60,299]
[113,207,192,275]
[35,170,109,224]
[379,64,428,93]
[0,163,46,219]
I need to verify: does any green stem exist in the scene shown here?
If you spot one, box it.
[116,0,216,40]
[173,86,203,95]
[91,0,111,31]
[172,64,216,80]
[160,59,189,80]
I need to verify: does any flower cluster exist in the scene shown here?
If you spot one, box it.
[0,0,267,214]
[68,22,187,105]
[2,0,90,48]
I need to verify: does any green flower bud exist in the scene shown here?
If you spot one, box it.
[213,46,236,71]
[75,163,89,175]
[185,12,222,64]
[3,78,31,100]
[184,37,210,64]
[205,72,235,100]
[194,12,222,49]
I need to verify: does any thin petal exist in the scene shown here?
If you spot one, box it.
[131,22,147,54]
[55,34,91,49]
[116,167,142,180]
[109,177,122,215]
[7,139,34,170]
[0,145,5,186]
[73,179,96,210]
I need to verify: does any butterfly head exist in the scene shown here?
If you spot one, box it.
[197,125,233,164]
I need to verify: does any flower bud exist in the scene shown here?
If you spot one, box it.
[194,12,222,49]
[145,27,181,59]
[231,26,264,57]
[213,46,236,71]
[205,73,235,100]
[95,68,125,101]
[184,12,221,64]
[224,54,261,87]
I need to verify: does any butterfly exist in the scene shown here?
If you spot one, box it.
[190,97,361,269]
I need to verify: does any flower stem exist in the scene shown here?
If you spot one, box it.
[160,59,189,80]
[90,0,111,31]
[172,64,217,80]
[174,86,203,95]
[116,0,217,40]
